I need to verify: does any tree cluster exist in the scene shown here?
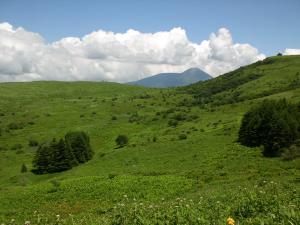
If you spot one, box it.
[238,99,300,156]
[32,131,93,174]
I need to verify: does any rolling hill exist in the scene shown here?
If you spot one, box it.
[0,55,299,224]
[128,67,212,88]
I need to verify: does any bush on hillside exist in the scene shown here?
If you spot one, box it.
[238,99,300,156]
[32,131,93,174]
[115,135,128,148]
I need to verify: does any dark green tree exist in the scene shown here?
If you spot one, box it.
[48,138,73,173]
[32,143,52,174]
[65,131,93,163]
[32,131,93,174]
[238,99,300,156]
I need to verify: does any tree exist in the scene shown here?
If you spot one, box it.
[115,135,128,148]
[32,143,52,174]
[32,131,93,174]
[48,138,73,173]
[238,99,300,156]
[65,131,93,163]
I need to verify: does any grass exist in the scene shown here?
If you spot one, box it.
[0,56,299,224]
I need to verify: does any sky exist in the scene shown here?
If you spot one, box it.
[0,0,299,82]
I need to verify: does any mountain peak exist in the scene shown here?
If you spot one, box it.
[128,68,212,88]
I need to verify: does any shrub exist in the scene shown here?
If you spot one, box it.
[238,99,300,156]
[115,135,128,148]
[111,115,117,120]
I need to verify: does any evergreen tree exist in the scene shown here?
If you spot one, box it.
[32,131,93,174]
[32,143,52,174]
[48,138,73,173]
[65,131,93,163]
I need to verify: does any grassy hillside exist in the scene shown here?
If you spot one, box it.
[0,56,299,224]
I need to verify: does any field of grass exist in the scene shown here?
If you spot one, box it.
[0,56,299,224]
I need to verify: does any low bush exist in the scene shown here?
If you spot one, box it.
[115,135,128,148]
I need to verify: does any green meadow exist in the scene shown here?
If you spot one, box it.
[0,56,299,224]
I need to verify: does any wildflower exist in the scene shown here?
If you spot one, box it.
[24,221,31,225]
[123,194,128,198]
[226,217,235,225]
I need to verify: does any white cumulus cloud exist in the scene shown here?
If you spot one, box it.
[0,22,265,82]
[284,49,300,55]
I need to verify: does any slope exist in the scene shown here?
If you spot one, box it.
[0,56,299,224]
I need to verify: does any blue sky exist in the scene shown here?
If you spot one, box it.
[1,0,299,55]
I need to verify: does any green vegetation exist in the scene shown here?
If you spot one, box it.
[115,135,129,148]
[32,132,93,174]
[238,99,300,156]
[0,56,299,224]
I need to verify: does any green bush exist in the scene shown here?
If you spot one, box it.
[238,99,300,156]
[115,135,128,148]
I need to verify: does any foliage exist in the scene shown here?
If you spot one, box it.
[65,131,93,164]
[115,135,129,148]
[238,99,300,156]
[0,56,300,223]
[33,132,93,174]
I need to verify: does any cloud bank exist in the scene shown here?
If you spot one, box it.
[0,22,266,82]
[284,49,300,55]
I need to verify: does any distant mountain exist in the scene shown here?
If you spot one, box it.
[128,68,212,88]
